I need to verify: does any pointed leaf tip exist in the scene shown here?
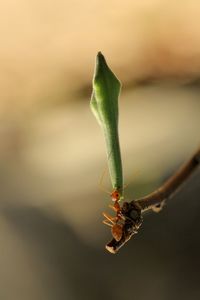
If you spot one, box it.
[96,51,105,63]
[93,52,121,91]
[94,52,107,82]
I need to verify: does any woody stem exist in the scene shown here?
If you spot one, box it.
[135,148,200,211]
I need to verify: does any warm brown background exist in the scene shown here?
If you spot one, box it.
[0,1,200,299]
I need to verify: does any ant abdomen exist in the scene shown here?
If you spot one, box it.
[112,224,123,241]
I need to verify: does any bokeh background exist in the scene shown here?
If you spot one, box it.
[0,1,200,299]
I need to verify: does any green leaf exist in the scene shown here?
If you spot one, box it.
[90,52,123,195]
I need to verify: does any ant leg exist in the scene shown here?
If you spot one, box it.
[102,219,113,227]
[109,202,121,212]
[102,212,116,222]
[102,212,117,224]
[109,204,117,212]
[108,206,125,223]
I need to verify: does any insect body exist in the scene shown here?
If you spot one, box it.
[103,189,125,241]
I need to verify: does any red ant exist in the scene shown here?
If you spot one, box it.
[102,189,125,241]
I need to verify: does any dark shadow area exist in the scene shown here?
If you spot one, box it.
[1,168,199,300]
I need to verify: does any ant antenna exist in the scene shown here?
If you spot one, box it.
[98,163,110,194]
[98,150,114,194]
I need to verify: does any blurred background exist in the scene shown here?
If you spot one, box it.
[0,1,200,299]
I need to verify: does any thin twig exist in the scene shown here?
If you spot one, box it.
[106,148,200,253]
[137,148,200,211]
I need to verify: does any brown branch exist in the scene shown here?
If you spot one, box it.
[137,147,200,211]
[106,147,200,254]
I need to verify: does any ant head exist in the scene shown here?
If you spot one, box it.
[111,190,120,201]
